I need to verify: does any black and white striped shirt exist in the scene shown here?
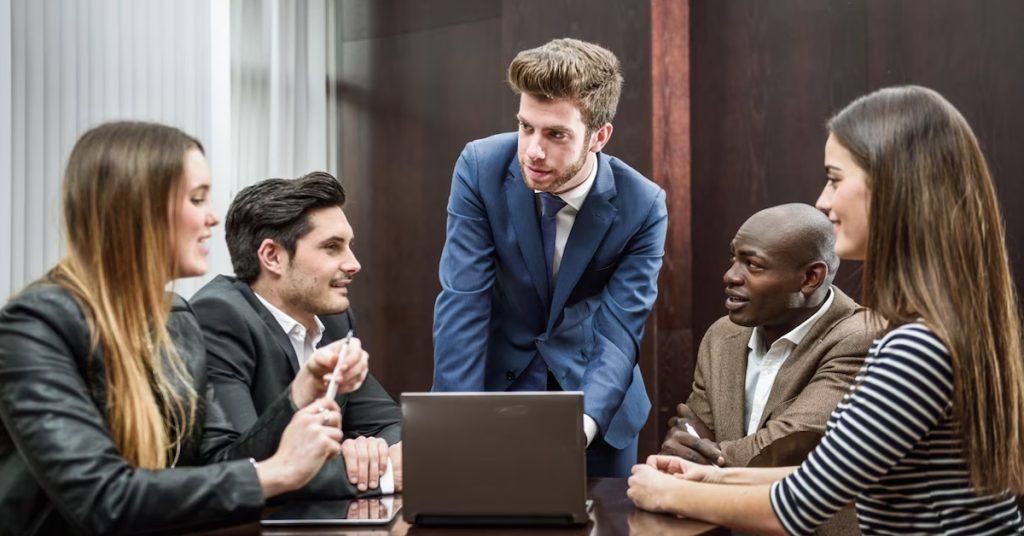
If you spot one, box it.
[770,323,1024,535]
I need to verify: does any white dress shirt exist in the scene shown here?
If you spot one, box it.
[536,156,599,445]
[254,292,325,368]
[743,288,835,435]
[548,156,598,278]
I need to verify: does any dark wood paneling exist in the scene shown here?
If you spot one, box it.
[689,0,1024,407]
[650,0,693,457]
[861,0,1024,295]
[337,1,506,396]
[690,0,868,356]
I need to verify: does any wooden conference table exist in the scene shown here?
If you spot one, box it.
[206,478,726,536]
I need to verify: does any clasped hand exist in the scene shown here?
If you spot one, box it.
[661,403,725,466]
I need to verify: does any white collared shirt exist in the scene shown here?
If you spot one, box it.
[743,288,835,435]
[534,155,599,445]
[253,292,325,369]
[540,154,598,278]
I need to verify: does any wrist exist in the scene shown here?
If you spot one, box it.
[290,374,314,408]
[255,456,294,498]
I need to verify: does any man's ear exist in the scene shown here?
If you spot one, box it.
[801,261,828,295]
[257,238,288,277]
[588,122,614,153]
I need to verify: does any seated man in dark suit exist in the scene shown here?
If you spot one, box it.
[661,203,874,534]
[191,172,401,499]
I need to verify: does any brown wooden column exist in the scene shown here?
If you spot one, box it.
[645,0,693,454]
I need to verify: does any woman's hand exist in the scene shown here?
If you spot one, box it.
[291,337,370,407]
[627,464,688,514]
[255,399,344,497]
[645,454,722,483]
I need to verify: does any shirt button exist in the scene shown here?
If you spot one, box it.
[506,371,516,381]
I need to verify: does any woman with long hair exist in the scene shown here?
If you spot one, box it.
[0,121,368,534]
[628,86,1024,534]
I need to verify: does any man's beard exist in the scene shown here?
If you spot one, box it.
[520,143,590,194]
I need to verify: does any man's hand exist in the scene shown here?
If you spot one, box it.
[340,436,389,492]
[388,442,403,492]
[661,403,724,466]
[292,337,370,407]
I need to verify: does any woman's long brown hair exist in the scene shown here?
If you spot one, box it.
[49,121,201,468]
[829,86,1024,494]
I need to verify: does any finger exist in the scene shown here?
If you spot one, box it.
[324,425,343,443]
[692,437,723,463]
[356,437,370,491]
[342,338,363,371]
[676,402,690,418]
[376,439,389,475]
[342,440,359,484]
[367,439,381,489]
[312,340,344,375]
[663,440,708,465]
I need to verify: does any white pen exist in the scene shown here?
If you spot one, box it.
[324,330,354,401]
[684,423,721,468]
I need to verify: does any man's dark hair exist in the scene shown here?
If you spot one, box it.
[225,171,346,283]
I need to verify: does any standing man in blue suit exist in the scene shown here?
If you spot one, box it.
[432,38,668,477]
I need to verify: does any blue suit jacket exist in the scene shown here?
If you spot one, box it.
[432,132,667,449]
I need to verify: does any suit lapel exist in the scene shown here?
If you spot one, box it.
[717,326,751,441]
[547,154,616,328]
[236,281,301,376]
[756,287,855,429]
[505,161,551,306]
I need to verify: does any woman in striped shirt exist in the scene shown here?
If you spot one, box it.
[628,86,1024,535]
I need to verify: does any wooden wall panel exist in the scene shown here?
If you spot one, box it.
[689,0,1024,405]
[690,0,868,358]
[650,0,692,458]
[861,0,1024,293]
[337,0,506,396]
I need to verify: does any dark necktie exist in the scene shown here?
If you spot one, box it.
[539,192,567,286]
[510,192,567,392]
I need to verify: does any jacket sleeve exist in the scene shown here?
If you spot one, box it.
[0,291,264,535]
[684,328,717,438]
[581,189,668,435]
[719,318,871,467]
[340,374,402,445]
[432,142,495,391]
[190,292,264,433]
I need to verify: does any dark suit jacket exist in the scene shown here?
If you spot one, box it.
[191,275,401,499]
[687,287,875,467]
[432,132,667,453]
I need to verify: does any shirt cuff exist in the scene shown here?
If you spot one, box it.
[378,458,395,495]
[583,414,598,447]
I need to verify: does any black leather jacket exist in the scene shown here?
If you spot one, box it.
[0,284,296,535]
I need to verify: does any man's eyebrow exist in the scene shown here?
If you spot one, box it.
[317,235,349,246]
[735,247,764,258]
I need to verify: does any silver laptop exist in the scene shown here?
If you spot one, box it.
[401,392,588,526]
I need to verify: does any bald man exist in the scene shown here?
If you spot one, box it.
[663,204,875,469]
